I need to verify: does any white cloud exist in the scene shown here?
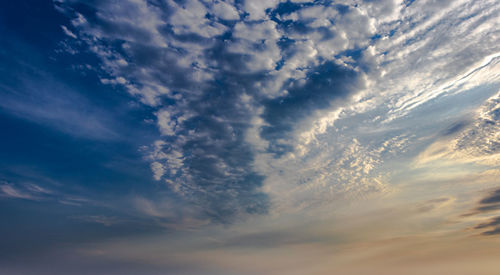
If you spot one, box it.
[61,25,77,38]
[241,0,280,20]
[56,0,500,221]
[227,20,282,72]
[168,0,228,38]
[151,161,166,181]
[363,0,500,121]
[211,1,240,20]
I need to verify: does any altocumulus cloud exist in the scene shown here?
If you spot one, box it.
[54,0,500,222]
[54,0,380,222]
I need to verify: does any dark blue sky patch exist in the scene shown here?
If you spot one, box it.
[0,110,158,196]
[0,197,168,260]
[0,0,68,51]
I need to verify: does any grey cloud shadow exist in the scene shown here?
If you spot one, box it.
[480,189,500,204]
[173,75,272,222]
[463,187,500,217]
[481,226,500,236]
[464,187,500,236]
[474,216,500,229]
[54,0,272,223]
[475,204,500,213]
[261,61,363,155]
[125,40,276,223]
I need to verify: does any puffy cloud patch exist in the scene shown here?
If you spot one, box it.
[454,92,500,164]
[55,0,381,222]
[54,0,499,223]
[242,0,280,21]
[211,1,240,21]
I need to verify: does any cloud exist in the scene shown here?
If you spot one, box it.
[242,0,280,21]
[260,61,364,155]
[475,215,500,236]
[254,136,399,215]
[415,197,452,213]
[0,70,119,141]
[0,184,34,200]
[0,180,57,201]
[0,177,94,211]
[4,0,500,272]
[416,90,500,167]
[461,187,500,235]
[480,189,500,205]
[0,85,119,140]
[54,0,500,223]
[0,31,124,140]
[168,0,228,39]
[55,0,376,222]
[132,196,210,230]
[474,216,500,230]
[61,25,77,38]
[473,187,500,213]
[373,0,500,121]
[453,91,500,165]
[211,1,240,21]
[72,215,123,227]
[481,227,500,236]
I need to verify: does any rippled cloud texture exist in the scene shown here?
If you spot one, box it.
[1,0,500,274]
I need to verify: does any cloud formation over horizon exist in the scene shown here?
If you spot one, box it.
[50,0,500,223]
[2,0,500,274]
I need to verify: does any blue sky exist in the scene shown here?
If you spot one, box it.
[1,0,500,274]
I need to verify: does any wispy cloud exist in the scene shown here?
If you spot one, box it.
[0,183,35,200]
[71,215,123,227]
[0,74,119,140]
[0,178,92,211]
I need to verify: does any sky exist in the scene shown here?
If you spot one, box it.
[0,0,499,274]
